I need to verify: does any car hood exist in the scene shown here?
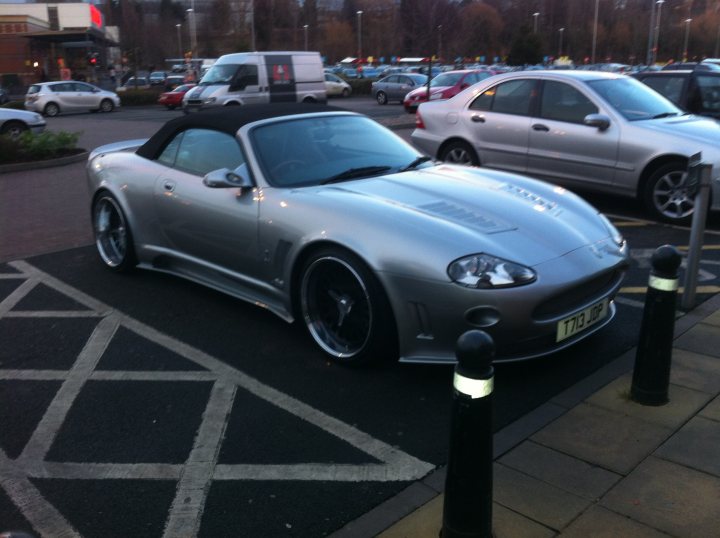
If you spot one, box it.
[639,114,720,146]
[406,86,448,98]
[0,108,45,123]
[310,165,621,267]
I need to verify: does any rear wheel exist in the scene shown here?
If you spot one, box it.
[299,248,395,365]
[44,102,60,117]
[376,91,388,105]
[92,193,137,272]
[643,162,694,224]
[440,140,479,166]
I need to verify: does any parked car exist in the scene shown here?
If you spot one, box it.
[0,108,45,139]
[117,77,150,91]
[324,73,351,97]
[632,69,720,121]
[0,87,10,105]
[164,75,187,91]
[24,81,120,117]
[403,70,495,113]
[372,73,428,105]
[412,70,720,224]
[87,103,627,365]
[149,71,168,86]
[662,62,720,71]
[158,83,196,110]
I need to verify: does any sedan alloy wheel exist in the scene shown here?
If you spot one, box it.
[645,162,694,223]
[92,194,136,271]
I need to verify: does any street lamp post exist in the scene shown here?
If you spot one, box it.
[558,27,565,57]
[533,12,540,33]
[356,10,363,60]
[438,24,442,61]
[186,8,197,58]
[651,0,665,65]
[591,0,599,64]
[683,18,692,62]
[176,23,182,59]
[303,24,309,51]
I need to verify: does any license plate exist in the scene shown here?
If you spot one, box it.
[556,298,609,342]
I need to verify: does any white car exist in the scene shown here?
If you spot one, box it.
[324,73,351,97]
[25,81,120,117]
[0,108,45,139]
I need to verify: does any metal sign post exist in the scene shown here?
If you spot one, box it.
[682,153,712,311]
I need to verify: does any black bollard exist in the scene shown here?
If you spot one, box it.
[441,330,494,538]
[631,245,682,406]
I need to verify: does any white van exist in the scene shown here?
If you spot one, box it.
[182,51,327,113]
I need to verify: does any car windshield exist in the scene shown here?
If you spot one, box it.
[199,64,238,85]
[586,76,683,121]
[431,73,463,88]
[251,115,425,187]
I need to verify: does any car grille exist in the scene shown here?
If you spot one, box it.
[187,99,203,105]
[532,267,626,320]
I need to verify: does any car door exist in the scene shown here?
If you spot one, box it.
[52,82,77,111]
[152,128,260,275]
[461,77,536,173]
[526,79,619,188]
[393,75,416,101]
[73,82,99,109]
[324,74,340,95]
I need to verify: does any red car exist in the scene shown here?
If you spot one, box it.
[158,83,196,110]
[403,70,495,113]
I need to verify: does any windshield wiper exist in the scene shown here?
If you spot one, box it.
[651,112,680,119]
[321,166,392,184]
[399,156,433,172]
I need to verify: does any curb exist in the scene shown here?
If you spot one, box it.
[0,150,89,174]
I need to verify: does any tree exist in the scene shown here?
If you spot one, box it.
[455,2,504,60]
[507,25,545,65]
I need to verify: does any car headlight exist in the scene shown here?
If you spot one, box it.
[598,213,625,247]
[33,114,43,122]
[205,97,216,104]
[429,93,443,100]
[448,254,536,289]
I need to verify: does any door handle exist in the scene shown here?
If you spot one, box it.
[532,123,550,132]
[471,115,485,123]
[163,180,175,192]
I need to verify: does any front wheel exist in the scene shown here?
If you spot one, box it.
[299,248,395,365]
[100,99,114,113]
[0,121,28,139]
[341,88,350,97]
[643,162,694,224]
[376,91,388,105]
[440,140,479,166]
[92,193,137,272]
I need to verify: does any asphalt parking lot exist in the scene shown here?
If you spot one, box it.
[3,103,720,536]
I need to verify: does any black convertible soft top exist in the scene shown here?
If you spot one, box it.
[136,103,345,159]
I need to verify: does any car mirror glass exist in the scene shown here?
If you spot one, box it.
[203,167,253,189]
[584,113,610,131]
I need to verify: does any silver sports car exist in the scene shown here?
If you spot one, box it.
[87,104,628,365]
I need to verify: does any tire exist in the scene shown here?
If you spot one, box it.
[341,88,350,97]
[643,162,694,223]
[166,105,176,110]
[0,121,28,139]
[100,99,114,113]
[440,140,480,166]
[299,248,395,365]
[376,91,388,105]
[92,193,137,272]
[43,102,60,117]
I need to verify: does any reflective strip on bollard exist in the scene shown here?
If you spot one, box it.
[649,275,679,292]
[453,372,494,399]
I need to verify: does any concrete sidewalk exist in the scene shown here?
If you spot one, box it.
[333,293,720,537]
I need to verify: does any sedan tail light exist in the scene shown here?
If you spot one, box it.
[415,111,425,129]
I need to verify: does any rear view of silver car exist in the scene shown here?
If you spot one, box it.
[412,71,720,224]
[25,81,121,117]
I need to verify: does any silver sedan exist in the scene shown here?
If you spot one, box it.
[87,104,627,366]
[412,70,720,224]
[0,108,46,139]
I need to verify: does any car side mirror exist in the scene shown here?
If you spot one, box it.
[584,113,611,131]
[203,167,253,189]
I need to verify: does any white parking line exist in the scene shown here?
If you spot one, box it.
[0,261,434,537]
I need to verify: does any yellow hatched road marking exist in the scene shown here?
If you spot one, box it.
[676,245,720,251]
[620,285,720,294]
[612,221,650,227]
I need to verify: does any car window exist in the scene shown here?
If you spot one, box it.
[587,76,682,121]
[159,128,246,176]
[385,76,398,84]
[694,75,720,114]
[641,76,685,105]
[73,83,94,92]
[540,81,598,123]
[470,79,536,115]
[52,83,73,92]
